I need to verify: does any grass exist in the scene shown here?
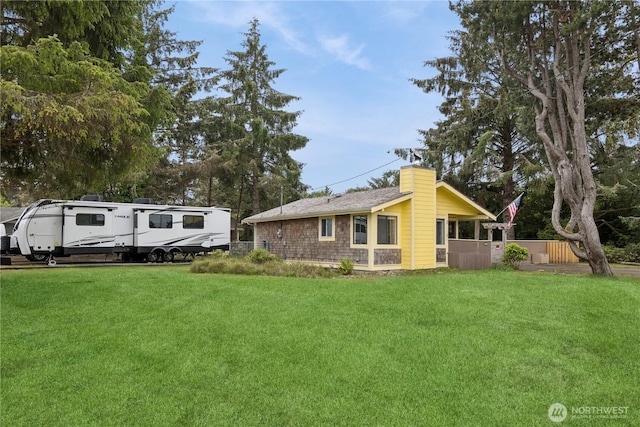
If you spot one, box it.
[1,267,639,426]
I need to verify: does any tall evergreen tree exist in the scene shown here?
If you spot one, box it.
[0,1,214,203]
[211,19,308,218]
[0,36,155,201]
[451,0,640,275]
[133,2,218,205]
[1,0,144,67]
[0,1,165,202]
[411,28,547,233]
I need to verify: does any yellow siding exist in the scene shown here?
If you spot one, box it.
[383,204,403,214]
[436,187,480,216]
[400,166,436,269]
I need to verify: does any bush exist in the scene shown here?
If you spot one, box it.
[246,248,279,264]
[503,243,529,269]
[190,255,338,278]
[603,244,640,263]
[209,249,227,259]
[338,258,354,275]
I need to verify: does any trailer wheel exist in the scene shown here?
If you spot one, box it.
[26,253,49,262]
[146,251,160,263]
[162,251,175,263]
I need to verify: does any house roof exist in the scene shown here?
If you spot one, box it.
[243,186,412,223]
[0,207,25,224]
[243,180,497,224]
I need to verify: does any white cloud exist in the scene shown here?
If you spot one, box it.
[187,0,311,55]
[381,3,428,25]
[318,34,371,70]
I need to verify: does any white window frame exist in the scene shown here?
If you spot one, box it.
[319,216,335,241]
[436,218,446,246]
[376,214,398,246]
[352,214,368,245]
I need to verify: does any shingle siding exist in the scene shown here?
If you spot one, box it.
[256,215,368,265]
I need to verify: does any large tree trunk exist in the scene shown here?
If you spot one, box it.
[500,121,517,240]
[509,6,613,276]
[532,90,613,275]
[251,161,260,215]
[577,216,611,275]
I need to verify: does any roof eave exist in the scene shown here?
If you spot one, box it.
[242,209,365,224]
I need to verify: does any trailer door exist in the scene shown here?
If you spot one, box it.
[134,210,157,249]
[62,206,115,250]
[134,209,174,250]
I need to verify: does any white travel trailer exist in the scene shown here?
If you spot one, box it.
[9,197,231,263]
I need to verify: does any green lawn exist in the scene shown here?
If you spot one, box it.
[1,267,638,426]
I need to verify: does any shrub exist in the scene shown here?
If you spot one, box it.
[503,243,529,269]
[603,244,640,263]
[190,256,338,278]
[209,249,227,258]
[338,258,354,275]
[246,248,279,264]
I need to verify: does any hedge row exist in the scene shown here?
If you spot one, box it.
[603,243,640,263]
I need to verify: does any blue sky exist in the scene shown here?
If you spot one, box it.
[169,1,461,193]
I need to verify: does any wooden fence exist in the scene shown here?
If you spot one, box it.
[546,241,580,263]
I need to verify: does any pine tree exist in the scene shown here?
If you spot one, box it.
[450,0,640,275]
[411,27,547,238]
[212,19,308,216]
[133,2,218,205]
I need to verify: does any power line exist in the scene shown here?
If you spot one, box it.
[310,158,402,192]
[310,28,637,194]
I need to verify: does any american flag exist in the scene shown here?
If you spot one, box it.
[506,193,524,228]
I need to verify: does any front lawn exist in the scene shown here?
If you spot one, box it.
[1,267,638,426]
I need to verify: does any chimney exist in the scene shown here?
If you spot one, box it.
[399,165,437,270]
[400,164,436,193]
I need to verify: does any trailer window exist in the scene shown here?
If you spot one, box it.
[149,214,172,229]
[183,215,204,229]
[76,213,105,226]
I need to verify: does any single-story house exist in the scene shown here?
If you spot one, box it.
[0,207,25,234]
[242,165,496,271]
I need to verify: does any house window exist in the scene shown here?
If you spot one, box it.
[184,215,204,229]
[76,213,105,226]
[319,217,334,240]
[353,215,367,244]
[150,214,172,229]
[377,215,397,245]
[436,219,445,245]
[448,221,457,239]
